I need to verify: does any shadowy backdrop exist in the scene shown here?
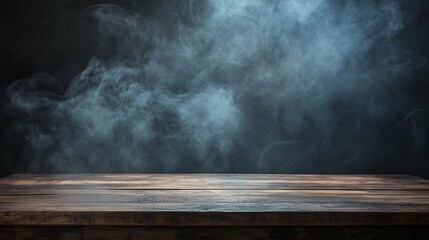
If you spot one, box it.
[1,0,428,178]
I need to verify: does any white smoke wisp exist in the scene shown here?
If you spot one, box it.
[7,0,425,173]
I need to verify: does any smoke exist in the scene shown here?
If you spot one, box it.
[5,0,429,173]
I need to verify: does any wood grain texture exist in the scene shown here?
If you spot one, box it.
[0,174,428,226]
[1,174,427,190]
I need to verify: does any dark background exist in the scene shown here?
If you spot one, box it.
[1,0,428,178]
[0,0,163,177]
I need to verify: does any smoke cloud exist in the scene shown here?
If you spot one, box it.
[5,0,429,173]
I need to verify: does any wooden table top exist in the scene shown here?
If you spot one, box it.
[0,174,428,226]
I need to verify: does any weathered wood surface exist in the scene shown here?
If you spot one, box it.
[0,174,428,226]
[1,174,428,190]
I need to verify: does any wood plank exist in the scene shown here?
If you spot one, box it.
[1,189,427,196]
[0,174,427,190]
[0,174,428,226]
[1,211,429,226]
[1,190,428,205]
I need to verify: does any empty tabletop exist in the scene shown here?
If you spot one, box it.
[0,174,428,226]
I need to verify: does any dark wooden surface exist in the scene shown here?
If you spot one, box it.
[1,226,428,240]
[0,174,428,239]
[0,174,429,226]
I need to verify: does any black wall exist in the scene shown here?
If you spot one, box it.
[0,0,161,176]
[1,0,429,178]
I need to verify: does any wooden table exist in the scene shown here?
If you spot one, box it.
[0,174,428,239]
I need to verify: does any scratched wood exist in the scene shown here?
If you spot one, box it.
[1,174,427,190]
[0,174,428,239]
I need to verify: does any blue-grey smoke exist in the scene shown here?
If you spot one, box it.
[7,0,428,173]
